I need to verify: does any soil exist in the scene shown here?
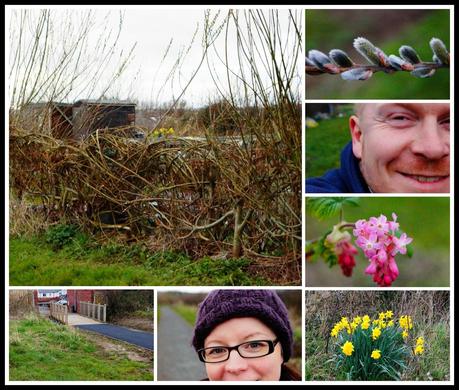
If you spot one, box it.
[84,332,153,364]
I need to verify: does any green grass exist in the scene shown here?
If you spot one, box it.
[9,316,153,381]
[306,10,450,99]
[171,304,197,326]
[305,321,450,381]
[131,309,154,319]
[306,115,350,178]
[305,330,337,380]
[9,233,267,286]
[413,322,450,380]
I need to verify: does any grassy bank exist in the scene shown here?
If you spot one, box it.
[9,233,266,286]
[9,316,153,381]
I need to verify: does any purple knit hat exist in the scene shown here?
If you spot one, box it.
[192,290,293,362]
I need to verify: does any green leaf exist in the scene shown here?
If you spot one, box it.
[406,243,414,258]
[306,197,360,220]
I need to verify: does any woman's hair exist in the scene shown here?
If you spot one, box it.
[191,289,294,362]
[280,363,302,381]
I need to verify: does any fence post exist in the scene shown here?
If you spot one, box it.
[103,304,106,322]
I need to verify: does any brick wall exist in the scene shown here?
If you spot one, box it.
[67,290,94,313]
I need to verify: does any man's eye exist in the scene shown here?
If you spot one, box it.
[386,114,416,126]
[390,115,412,121]
[440,118,450,130]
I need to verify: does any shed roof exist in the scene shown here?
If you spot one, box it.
[74,99,136,106]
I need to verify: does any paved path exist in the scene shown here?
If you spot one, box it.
[157,306,206,381]
[68,313,101,326]
[73,320,154,351]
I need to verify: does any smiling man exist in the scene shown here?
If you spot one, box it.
[306,103,450,193]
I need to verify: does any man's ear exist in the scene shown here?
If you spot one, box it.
[349,115,363,159]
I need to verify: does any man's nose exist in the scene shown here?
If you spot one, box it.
[224,350,249,373]
[410,117,449,159]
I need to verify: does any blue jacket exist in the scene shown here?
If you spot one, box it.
[306,142,370,193]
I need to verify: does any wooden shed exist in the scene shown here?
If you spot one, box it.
[72,99,136,139]
[23,102,74,138]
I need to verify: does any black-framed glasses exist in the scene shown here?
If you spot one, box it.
[197,339,279,363]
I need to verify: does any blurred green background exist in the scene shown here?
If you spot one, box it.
[305,103,353,179]
[305,9,450,99]
[305,197,450,287]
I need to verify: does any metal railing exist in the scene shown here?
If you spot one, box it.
[50,302,68,324]
[79,301,106,322]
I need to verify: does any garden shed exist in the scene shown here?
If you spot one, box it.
[24,102,74,138]
[72,99,136,139]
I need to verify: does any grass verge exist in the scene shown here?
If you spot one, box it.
[9,315,153,381]
[9,234,267,286]
[171,304,197,326]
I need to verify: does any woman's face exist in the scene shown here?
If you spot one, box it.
[203,317,283,381]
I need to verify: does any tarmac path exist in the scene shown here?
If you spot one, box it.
[157,306,207,381]
[74,322,154,351]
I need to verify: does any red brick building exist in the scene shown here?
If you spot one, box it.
[67,290,95,313]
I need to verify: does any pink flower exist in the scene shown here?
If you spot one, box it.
[388,256,399,278]
[353,219,368,237]
[365,259,378,275]
[369,214,389,237]
[388,212,399,232]
[356,234,381,258]
[352,213,412,287]
[391,233,413,256]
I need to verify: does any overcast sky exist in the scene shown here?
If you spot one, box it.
[7,6,302,108]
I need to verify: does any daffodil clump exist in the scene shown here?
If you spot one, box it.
[150,127,175,139]
[330,311,424,380]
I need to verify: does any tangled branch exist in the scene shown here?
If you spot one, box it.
[306,37,449,80]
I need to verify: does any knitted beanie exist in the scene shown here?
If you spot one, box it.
[192,290,293,362]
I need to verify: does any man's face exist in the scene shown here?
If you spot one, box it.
[350,103,450,193]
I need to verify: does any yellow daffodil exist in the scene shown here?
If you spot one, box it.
[416,337,424,345]
[414,345,424,355]
[372,327,381,340]
[387,320,394,327]
[399,315,413,330]
[385,310,393,319]
[402,330,409,339]
[361,320,371,330]
[371,349,381,359]
[351,322,358,333]
[341,341,354,356]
